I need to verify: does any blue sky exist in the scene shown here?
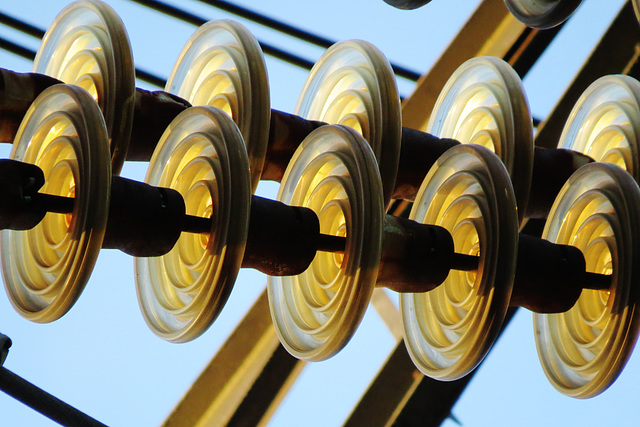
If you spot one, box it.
[1,0,639,426]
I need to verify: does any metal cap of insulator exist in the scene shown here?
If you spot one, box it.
[262,109,326,182]
[526,147,593,218]
[0,69,61,143]
[102,176,185,257]
[511,233,586,313]
[377,215,457,293]
[394,127,460,200]
[126,89,191,161]
[383,0,431,9]
[0,159,47,230]
[242,195,321,276]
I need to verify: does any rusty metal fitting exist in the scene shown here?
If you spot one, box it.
[526,147,594,218]
[242,195,322,276]
[0,69,61,143]
[511,233,596,313]
[102,176,186,257]
[377,215,458,293]
[0,159,47,230]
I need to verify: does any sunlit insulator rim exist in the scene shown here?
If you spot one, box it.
[1,84,111,322]
[426,56,533,226]
[504,0,584,29]
[295,40,401,207]
[267,125,384,361]
[401,144,518,380]
[535,163,640,398]
[134,106,251,343]
[33,0,135,175]
[166,19,270,193]
[558,74,640,182]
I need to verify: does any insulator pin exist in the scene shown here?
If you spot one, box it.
[526,147,593,218]
[377,215,456,293]
[102,176,186,257]
[512,233,588,313]
[242,195,321,276]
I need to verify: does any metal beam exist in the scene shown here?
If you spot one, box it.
[401,0,562,132]
[163,291,305,427]
[345,309,517,427]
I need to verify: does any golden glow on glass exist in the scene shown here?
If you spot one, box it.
[135,107,251,343]
[401,145,518,380]
[295,40,401,206]
[1,85,110,323]
[536,163,640,398]
[32,1,135,174]
[268,126,383,361]
[56,30,104,106]
[559,75,640,181]
[427,57,533,225]
[166,20,270,193]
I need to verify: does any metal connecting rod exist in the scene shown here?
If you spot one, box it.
[0,158,612,303]
[0,333,107,427]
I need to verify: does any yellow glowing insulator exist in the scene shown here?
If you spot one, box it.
[427,56,533,225]
[33,0,135,174]
[295,40,400,207]
[166,20,270,193]
[401,145,518,380]
[268,125,384,361]
[1,85,111,323]
[558,75,640,181]
[536,163,640,398]
[504,0,583,29]
[135,107,251,343]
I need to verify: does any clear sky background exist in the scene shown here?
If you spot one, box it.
[1,0,639,426]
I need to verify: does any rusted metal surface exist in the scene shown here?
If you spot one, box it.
[511,234,587,313]
[262,109,326,182]
[0,159,47,230]
[242,196,320,276]
[0,68,189,159]
[126,89,191,161]
[102,176,185,257]
[0,69,59,143]
[525,147,593,219]
[393,128,460,200]
[377,215,455,293]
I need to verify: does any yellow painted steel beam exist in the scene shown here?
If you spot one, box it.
[163,291,305,427]
[344,309,517,427]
